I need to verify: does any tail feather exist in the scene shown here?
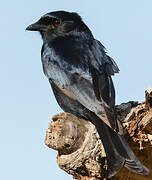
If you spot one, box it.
[88,112,149,178]
[89,112,125,177]
[125,159,149,175]
[97,122,125,177]
[118,135,149,175]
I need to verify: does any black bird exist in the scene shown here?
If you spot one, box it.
[26,11,149,177]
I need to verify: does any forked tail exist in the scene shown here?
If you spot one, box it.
[89,112,149,178]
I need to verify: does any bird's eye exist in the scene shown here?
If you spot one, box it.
[52,18,61,26]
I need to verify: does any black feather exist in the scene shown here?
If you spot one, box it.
[27,10,149,177]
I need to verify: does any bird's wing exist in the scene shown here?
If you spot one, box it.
[88,40,119,108]
[42,38,120,131]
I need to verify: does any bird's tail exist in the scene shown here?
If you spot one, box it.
[89,112,149,178]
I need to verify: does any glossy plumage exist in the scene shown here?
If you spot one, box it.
[26,11,149,177]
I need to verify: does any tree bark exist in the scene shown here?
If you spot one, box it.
[45,88,152,180]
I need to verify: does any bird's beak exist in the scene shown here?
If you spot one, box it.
[26,22,46,31]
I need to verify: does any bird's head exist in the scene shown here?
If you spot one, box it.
[26,11,93,42]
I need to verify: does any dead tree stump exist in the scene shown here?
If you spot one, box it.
[45,88,152,180]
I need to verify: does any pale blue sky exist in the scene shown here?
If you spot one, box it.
[1,1,152,180]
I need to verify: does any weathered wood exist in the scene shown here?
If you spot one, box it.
[45,87,152,180]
